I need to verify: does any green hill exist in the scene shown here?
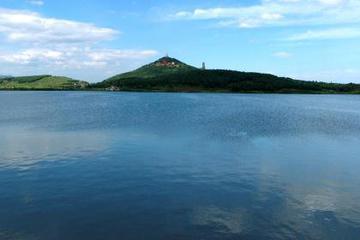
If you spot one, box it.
[2,57,359,93]
[105,56,196,82]
[0,75,89,90]
[93,57,360,94]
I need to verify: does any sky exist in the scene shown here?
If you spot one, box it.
[0,0,359,83]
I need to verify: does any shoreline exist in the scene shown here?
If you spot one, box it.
[1,88,359,95]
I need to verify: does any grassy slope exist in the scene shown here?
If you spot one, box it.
[0,75,88,90]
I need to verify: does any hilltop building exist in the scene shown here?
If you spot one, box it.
[155,55,180,68]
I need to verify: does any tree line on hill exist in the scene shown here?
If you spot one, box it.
[92,69,360,93]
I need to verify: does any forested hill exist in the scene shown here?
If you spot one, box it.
[0,75,89,90]
[105,56,196,82]
[2,57,359,93]
[93,57,360,94]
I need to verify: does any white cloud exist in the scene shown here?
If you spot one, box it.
[0,8,118,44]
[0,47,159,81]
[27,0,44,6]
[172,0,360,29]
[0,8,159,81]
[318,0,347,5]
[87,49,158,62]
[0,47,158,68]
[273,51,292,58]
[0,49,63,64]
[286,27,360,41]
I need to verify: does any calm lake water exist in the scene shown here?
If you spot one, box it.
[1,92,360,240]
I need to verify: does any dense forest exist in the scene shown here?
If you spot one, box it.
[93,57,360,93]
[2,57,359,93]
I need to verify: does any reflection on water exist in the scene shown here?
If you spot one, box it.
[192,206,247,234]
[0,92,360,239]
[0,229,37,240]
[0,128,110,169]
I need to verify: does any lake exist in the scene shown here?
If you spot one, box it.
[1,91,360,239]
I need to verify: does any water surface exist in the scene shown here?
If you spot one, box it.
[1,92,360,239]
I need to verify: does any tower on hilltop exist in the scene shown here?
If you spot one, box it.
[202,62,206,70]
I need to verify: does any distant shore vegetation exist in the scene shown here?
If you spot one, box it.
[1,57,359,94]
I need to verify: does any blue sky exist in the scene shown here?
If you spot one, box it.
[0,0,359,83]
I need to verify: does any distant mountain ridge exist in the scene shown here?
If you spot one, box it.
[1,56,359,93]
[0,75,12,79]
[93,56,360,93]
